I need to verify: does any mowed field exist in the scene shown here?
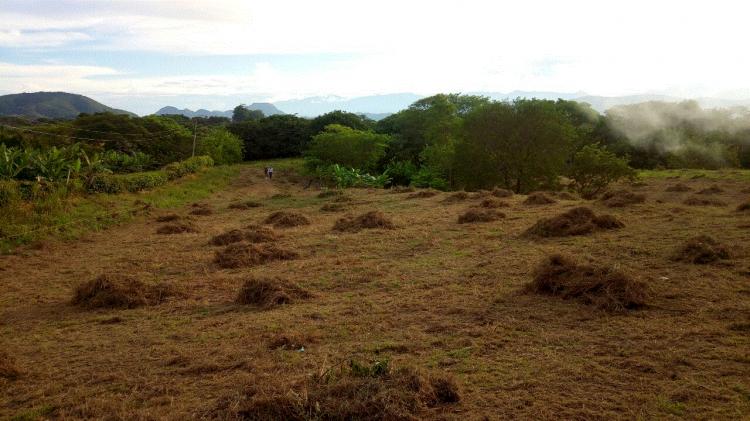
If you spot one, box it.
[1,163,749,420]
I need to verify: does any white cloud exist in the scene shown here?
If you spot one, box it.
[1,0,749,104]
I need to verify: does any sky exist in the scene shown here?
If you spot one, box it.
[1,0,749,115]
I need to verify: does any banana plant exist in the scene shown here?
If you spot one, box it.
[0,144,31,179]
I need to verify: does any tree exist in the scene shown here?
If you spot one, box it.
[454,99,576,193]
[305,124,390,172]
[232,105,264,123]
[229,114,312,160]
[196,128,244,165]
[309,110,374,136]
[568,144,635,198]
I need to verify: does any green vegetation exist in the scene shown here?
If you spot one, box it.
[305,124,390,172]
[569,144,636,198]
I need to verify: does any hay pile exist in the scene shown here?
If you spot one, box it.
[477,198,509,209]
[524,207,623,238]
[407,190,439,199]
[215,363,460,420]
[264,211,310,228]
[317,190,344,198]
[738,200,750,212]
[228,200,262,210]
[156,222,198,234]
[190,206,213,216]
[333,211,396,232]
[683,196,727,207]
[697,185,724,195]
[71,274,176,309]
[391,186,415,193]
[599,189,646,207]
[0,352,20,379]
[155,213,180,222]
[235,277,311,308]
[492,188,514,198]
[209,227,278,246]
[524,254,648,311]
[214,243,299,268]
[458,209,505,224]
[442,191,470,203]
[523,192,557,205]
[665,183,692,192]
[671,235,730,264]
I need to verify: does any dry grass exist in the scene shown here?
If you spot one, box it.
[155,213,181,222]
[683,196,727,207]
[524,254,649,311]
[264,211,311,228]
[671,235,731,264]
[523,192,557,205]
[665,183,692,192]
[320,203,348,212]
[737,200,750,212]
[390,186,415,193]
[697,185,724,195]
[235,277,311,308]
[156,222,198,234]
[209,227,278,246]
[2,166,750,420]
[0,352,20,379]
[524,207,623,238]
[228,200,262,210]
[477,198,508,208]
[458,208,505,223]
[600,189,646,207]
[214,243,299,268]
[333,211,396,232]
[407,190,439,199]
[190,207,214,216]
[213,362,460,420]
[71,274,177,309]
[491,188,514,198]
[317,189,344,198]
[442,191,470,203]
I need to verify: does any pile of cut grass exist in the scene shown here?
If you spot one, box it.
[523,192,557,205]
[155,213,180,222]
[71,274,177,309]
[407,190,439,199]
[599,189,646,207]
[671,235,730,264]
[0,351,21,379]
[264,211,310,228]
[214,243,298,268]
[477,198,508,209]
[458,208,505,224]
[492,188,514,198]
[215,361,460,420]
[524,207,623,238]
[320,203,348,212]
[228,200,262,210]
[390,186,415,194]
[209,226,278,246]
[333,211,395,232]
[736,200,750,212]
[189,204,213,216]
[442,191,470,203]
[317,189,344,198]
[235,277,311,308]
[156,222,198,234]
[524,254,649,311]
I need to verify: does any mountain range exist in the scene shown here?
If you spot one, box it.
[3,91,750,121]
[0,92,135,120]
[154,103,283,119]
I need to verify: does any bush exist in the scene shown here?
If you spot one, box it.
[197,128,244,165]
[0,179,19,208]
[384,160,417,186]
[164,155,214,180]
[120,171,169,192]
[569,144,636,198]
[411,166,449,191]
[305,124,391,172]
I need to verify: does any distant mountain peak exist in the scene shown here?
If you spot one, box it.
[154,103,284,118]
[0,91,135,120]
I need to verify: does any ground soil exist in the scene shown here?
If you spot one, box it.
[1,166,749,420]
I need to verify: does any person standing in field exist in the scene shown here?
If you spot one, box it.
[268,166,274,180]
[264,166,269,178]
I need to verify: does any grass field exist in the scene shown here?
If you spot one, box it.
[1,162,749,420]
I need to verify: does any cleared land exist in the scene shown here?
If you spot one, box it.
[1,163,749,420]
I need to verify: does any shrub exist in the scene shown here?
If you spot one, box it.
[120,171,169,192]
[164,155,214,180]
[384,160,417,186]
[569,144,636,198]
[305,124,391,172]
[410,166,449,191]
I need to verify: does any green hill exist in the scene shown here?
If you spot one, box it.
[0,92,136,120]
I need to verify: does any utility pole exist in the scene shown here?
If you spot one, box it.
[191,120,197,157]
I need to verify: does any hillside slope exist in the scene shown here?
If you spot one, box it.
[0,92,136,120]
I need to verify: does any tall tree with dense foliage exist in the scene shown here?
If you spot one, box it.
[309,110,374,137]
[305,124,391,172]
[454,99,577,193]
[232,105,264,123]
[229,114,312,160]
[196,128,244,164]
